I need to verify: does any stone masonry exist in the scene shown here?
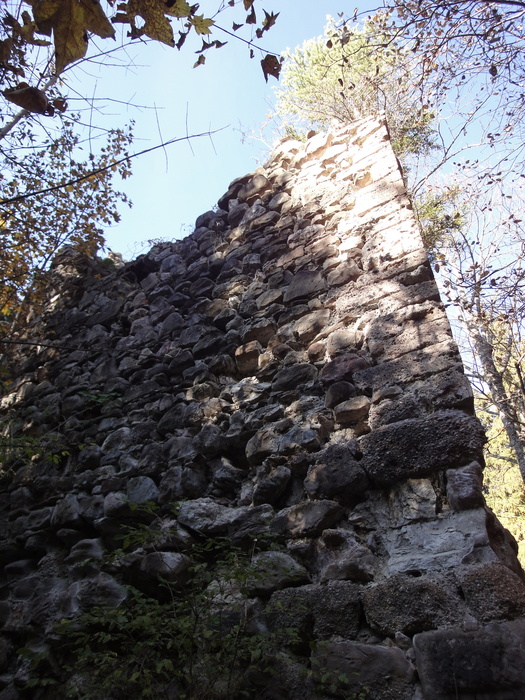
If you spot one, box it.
[1,116,525,699]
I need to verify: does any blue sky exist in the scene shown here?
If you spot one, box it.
[66,1,364,258]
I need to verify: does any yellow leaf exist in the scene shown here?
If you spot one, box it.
[128,0,174,46]
[32,0,115,74]
[32,0,62,35]
[165,0,191,19]
[191,14,214,35]
[82,0,116,39]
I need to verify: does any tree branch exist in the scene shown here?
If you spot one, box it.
[0,127,226,206]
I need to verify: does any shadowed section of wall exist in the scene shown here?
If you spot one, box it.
[1,116,525,699]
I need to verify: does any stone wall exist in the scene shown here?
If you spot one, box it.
[1,116,525,699]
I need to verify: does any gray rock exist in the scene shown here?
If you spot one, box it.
[227,202,249,227]
[272,500,343,538]
[414,619,525,699]
[458,562,525,623]
[228,504,274,544]
[241,318,276,346]
[235,340,262,375]
[103,491,128,518]
[283,270,327,302]
[271,363,318,392]
[237,174,271,203]
[353,347,460,392]
[77,444,102,470]
[325,381,357,408]
[446,461,484,511]
[140,552,190,583]
[267,581,362,643]
[383,508,499,575]
[359,410,486,487]
[127,476,159,505]
[363,573,463,636]
[9,508,53,537]
[367,392,423,428]
[159,311,184,336]
[316,528,377,582]
[210,456,245,494]
[333,395,371,425]
[311,640,414,700]
[326,259,361,287]
[319,352,371,385]
[304,442,369,504]
[247,551,309,595]
[51,494,82,528]
[193,423,225,458]
[293,310,331,343]
[253,463,292,505]
[246,427,281,465]
[101,427,133,454]
[65,538,105,565]
[177,498,246,535]
[278,425,321,454]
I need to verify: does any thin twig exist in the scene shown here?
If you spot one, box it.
[0,127,227,205]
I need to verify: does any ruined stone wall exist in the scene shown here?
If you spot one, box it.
[1,117,525,699]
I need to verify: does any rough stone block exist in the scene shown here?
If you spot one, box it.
[271,500,343,538]
[326,328,361,357]
[325,381,356,409]
[140,552,190,583]
[247,552,309,595]
[458,562,525,623]
[359,410,486,487]
[127,476,159,505]
[414,619,525,699]
[333,395,371,425]
[446,462,484,511]
[283,270,327,302]
[363,573,464,636]
[245,427,281,465]
[316,528,377,582]
[326,260,361,287]
[319,352,371,385]
[383,508,499,575]
[353,348,461,392]
[293,309,331,343]
[271,363,318,393]
[267,581,362,643]
[311,640,415,700]
[304,442,370,504]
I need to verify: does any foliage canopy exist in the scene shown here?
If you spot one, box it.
[273,19,436,158]
[0,120,132,335]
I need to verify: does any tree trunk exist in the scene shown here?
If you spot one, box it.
[467,318,525,484]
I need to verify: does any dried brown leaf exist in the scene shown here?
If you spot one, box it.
[262,10,278,31]
[260,53,282,82]
[0,38,13,63]
[52,97,68,112]
[3,83,51,114]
